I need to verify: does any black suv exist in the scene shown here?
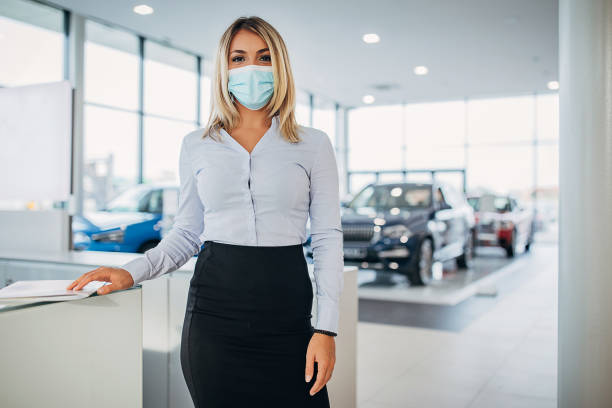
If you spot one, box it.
[340,182,476,285]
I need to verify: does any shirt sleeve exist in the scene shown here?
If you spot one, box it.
[309,131,345,334]
[120,132,205,285]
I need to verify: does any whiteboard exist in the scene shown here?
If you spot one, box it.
[0,80,72,200]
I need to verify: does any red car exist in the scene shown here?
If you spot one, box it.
[467,193,535,257]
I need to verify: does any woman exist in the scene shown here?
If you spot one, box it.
[67,15,344,408]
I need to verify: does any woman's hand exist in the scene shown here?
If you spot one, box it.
[305,332,336,396]
[66,266,135,295]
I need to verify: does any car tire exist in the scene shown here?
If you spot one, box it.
[408,238,434,286]
[505,230,516,258]
[525,225,534,252]
[138,240,160,253]
[457,229,475,269]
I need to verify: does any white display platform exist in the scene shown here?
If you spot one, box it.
[0,286,143,408]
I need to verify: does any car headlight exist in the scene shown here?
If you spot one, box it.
[381,224,411,239]
[91,229,125,243]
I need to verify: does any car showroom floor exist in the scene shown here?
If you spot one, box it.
[353,240,557,408]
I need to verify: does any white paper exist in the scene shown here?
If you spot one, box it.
[0,280,107,300]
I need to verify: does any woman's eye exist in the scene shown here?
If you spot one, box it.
[259,54,271,62]
[231,56,245,63]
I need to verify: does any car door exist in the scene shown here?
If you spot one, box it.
[432,186,454,260]
[440,185,466,258]
[510,198,530,247]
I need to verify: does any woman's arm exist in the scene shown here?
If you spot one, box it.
[121,131,205,285]
[308,131,344,335]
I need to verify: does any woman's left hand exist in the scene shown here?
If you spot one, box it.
[305,332,336,396]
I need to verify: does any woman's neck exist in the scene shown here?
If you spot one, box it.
[234,102,271,130]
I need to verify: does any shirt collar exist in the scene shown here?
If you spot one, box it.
[220,115,279,155]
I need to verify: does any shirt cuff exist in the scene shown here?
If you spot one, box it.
[314,296,340,334]
[120,257,151,287]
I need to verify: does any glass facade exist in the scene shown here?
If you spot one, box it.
[347,93,560,237]
[0,0,63,87]
[312,95,336,148]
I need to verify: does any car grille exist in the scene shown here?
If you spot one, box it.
[342,223,375,242]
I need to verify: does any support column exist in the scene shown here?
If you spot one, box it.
[67,13,85,217]
[334,103,349,199]
[558,1,612,407]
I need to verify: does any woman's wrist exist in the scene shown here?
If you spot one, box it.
[313,328,337,337]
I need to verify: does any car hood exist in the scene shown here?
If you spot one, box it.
[81,211,156,231]
[341,207,430,227]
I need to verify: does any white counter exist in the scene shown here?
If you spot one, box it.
[0,249,358,408]
[0,286,143,408]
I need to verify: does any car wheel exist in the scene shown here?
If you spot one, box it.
[138,240,159,253]
[409,238,433,286]
[505,230,516,258]
[457,229,474,269]
[525,227,534,252]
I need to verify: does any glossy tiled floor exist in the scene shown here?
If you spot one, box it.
[356,243,558,408]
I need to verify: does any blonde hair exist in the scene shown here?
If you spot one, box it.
[202,16,301,143]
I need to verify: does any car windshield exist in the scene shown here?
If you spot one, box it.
[348,185,432,211]
[106,186,151,212]
[473,195,511,213]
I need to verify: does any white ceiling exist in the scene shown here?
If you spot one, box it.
[48,0,558,107]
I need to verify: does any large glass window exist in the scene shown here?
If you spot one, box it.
[83,22,140,210]
[536,93,559,142]
[404,100,466,170]
[199,59,213,126]
[348,105,403,172]
[313,96,336,147]
[0,0,63,87]
[347,93,559,239]
[83,105,139,210]
[467,95,535,145]
[295,89,311,126]
[143,41,198,184]
[467,145,534,198]
[144,41,198,121]
[143,116,196,183]
[84,20,139,110]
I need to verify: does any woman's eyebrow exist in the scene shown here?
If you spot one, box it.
[229,48,269,54]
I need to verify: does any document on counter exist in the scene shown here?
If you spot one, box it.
[0,280,108,302]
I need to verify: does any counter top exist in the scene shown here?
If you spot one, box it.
[0,284,141,313]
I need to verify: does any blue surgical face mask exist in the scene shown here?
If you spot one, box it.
[227,65,274,110]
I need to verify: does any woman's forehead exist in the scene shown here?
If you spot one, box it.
[229,29,267,51]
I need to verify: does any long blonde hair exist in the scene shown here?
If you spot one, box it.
[202,16,301,143]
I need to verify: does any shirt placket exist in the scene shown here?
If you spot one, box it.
[245,151,257,245]
[221,119,276,246]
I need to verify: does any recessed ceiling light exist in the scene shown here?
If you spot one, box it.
[547,80,559,90]
[133,4,154,15]
[362,95,375,104]
[362,33,380,44]
[413,66,429,75]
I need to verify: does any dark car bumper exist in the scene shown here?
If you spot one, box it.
[337,238,420,272]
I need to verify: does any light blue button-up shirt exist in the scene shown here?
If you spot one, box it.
[121,115,345,333]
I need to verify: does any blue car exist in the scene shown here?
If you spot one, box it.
[73,183,181,253]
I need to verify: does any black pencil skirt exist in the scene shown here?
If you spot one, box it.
[180,240,331,408]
